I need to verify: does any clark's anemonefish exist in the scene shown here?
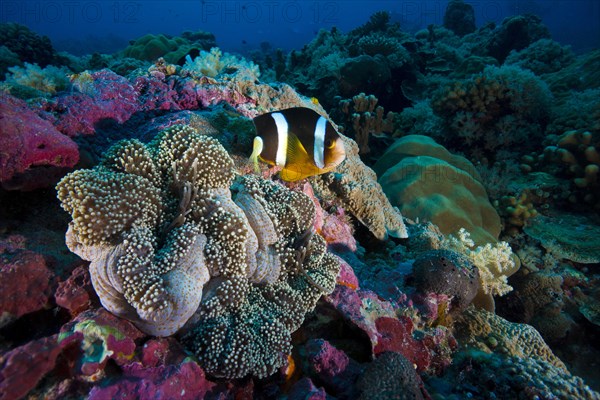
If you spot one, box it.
[250,107,346,181]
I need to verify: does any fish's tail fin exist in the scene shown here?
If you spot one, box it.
[249,136,264,174]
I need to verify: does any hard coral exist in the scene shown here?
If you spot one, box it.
[356,352,426,400]
[431,65,552,159]
[312,136,408,240]
[443,0,476,36]
[57,124,340,378]
[332,92,397,155]
[455,307,566,370]
[541,130,600,210]
[5,62,71,96]
[374,135,500,245]
[0,23,57,67]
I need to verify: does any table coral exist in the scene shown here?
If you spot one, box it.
[57,124,340,378]
[523,213,600,264]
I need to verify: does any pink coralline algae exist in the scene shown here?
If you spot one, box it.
[324,284,456,374]
[0,335,63,400]
[301,339,362,398]
[40,70,139,136]
[88,357,214,400]
[374,316,432,371]
[0,246,54,327]
[36,70,256,138]
[86,337,214,400]
[0,94,79,190]
[335,257,360,290]
[54,265,95,316]
[303,182,357,252]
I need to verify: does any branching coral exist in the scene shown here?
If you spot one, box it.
[333,92,397,154]
[431,65,552,158]
[540,130,600,210]
[505,38,575,75]
[57,124,340,378]
[442,228,517,310]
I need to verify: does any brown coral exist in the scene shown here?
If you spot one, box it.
[312,135,408,240]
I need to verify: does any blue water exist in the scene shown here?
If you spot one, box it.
[1,0,599,56]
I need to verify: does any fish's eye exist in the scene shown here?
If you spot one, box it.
[325,139,335,149]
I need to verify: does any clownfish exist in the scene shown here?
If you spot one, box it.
[250,107,346,181]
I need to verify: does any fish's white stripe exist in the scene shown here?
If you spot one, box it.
[271,112,288,167]
[314,116,327,169]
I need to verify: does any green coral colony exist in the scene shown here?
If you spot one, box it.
[56,125,340,378]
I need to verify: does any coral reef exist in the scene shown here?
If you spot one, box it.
[0,23,58,67]
[499,271,573,343]
[182,47,260,82]
[442,228,517,310]
[3,14,600,399]
[57,124,340,378]
[443,0,476,37]
[0,94,79,190]
[0,335,63,400]
[122,31,216,64]
[505,38,575,75]
[0,246,54,328]
[281,12,414,111]
[524,214,600,263]
[312,135,408,240]
[455,307,566,369]
[539,130,600,210]
[374,135,501,245]
[331,92,397,154]
[483,14,551,62]
[412,249,480,314]
[431,65,553,159]
[4,62,71,96]
[356,352,426,400]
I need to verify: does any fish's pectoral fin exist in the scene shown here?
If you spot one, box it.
[249,136,264,174]
[285,132,309,164]
[278,133,316,181]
